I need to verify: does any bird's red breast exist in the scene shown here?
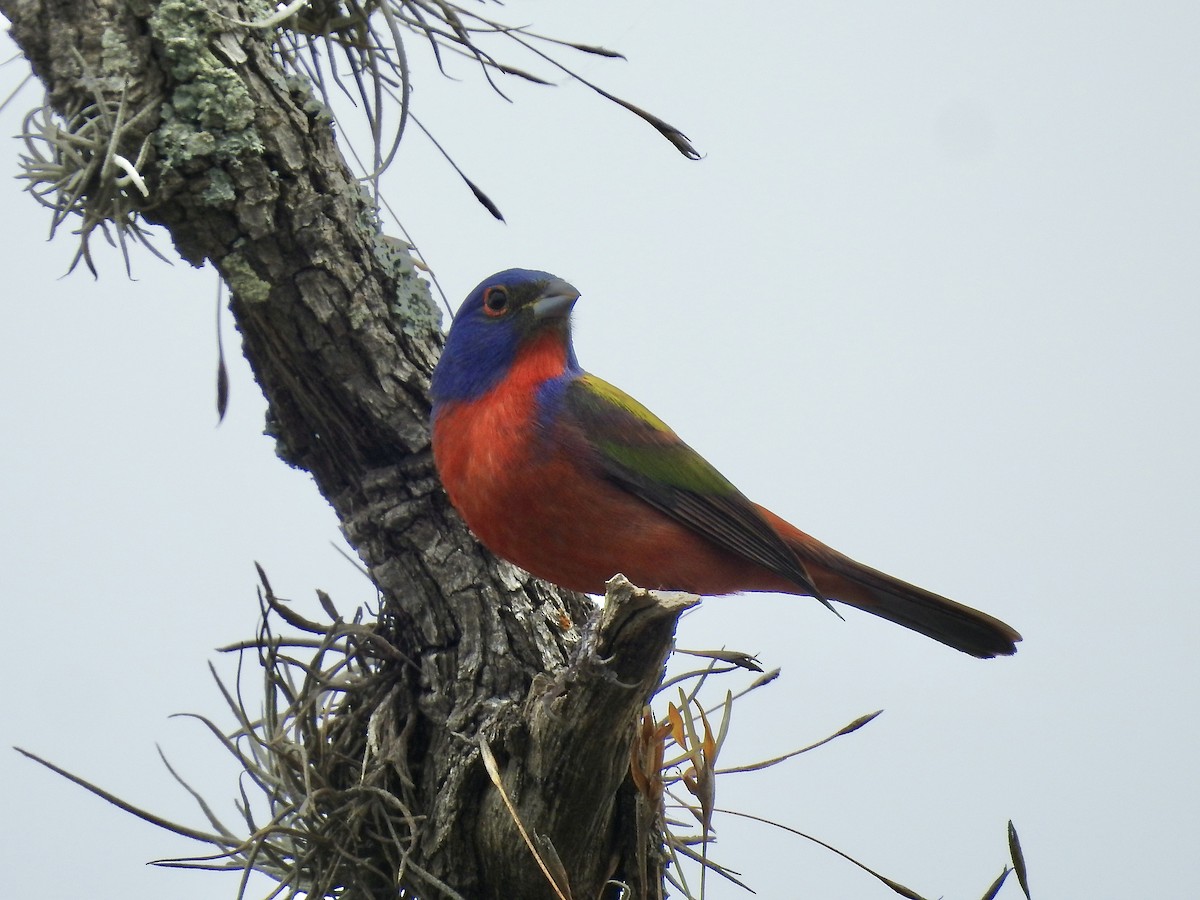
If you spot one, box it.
[433,333,784,595]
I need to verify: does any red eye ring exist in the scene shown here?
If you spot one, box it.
[483,285,510,317]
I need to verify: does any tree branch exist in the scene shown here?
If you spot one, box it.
[0,0,682,894]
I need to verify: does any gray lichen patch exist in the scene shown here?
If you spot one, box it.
[98,28,141,89]
[374,235,440,338]
[223,250,271,304]
[201,167,237,205]
[150,0,262,172]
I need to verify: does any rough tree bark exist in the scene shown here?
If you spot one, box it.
[1,0,687,896]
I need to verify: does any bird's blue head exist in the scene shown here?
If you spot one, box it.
[431,268,581,408]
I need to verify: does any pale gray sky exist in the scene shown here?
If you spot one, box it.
[3,3,1198,897]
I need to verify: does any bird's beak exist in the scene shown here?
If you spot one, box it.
[532,279,581,320]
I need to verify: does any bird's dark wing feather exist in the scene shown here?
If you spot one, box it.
[562,374,824,598]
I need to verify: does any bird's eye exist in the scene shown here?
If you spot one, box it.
[483,286,510,317]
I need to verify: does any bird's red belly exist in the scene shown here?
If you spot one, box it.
[433,401,783,596]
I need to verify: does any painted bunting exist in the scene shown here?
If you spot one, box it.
[430,269,1021,658]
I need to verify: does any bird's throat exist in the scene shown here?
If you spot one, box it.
[507,330,573,391]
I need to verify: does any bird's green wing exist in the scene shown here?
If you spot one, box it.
[562,374,823,598]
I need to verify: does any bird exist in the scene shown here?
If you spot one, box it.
[429,269,1021,659]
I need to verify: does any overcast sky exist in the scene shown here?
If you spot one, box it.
[2,3,1198,898]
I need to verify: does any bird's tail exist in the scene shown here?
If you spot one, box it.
[757,507,1021,658]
